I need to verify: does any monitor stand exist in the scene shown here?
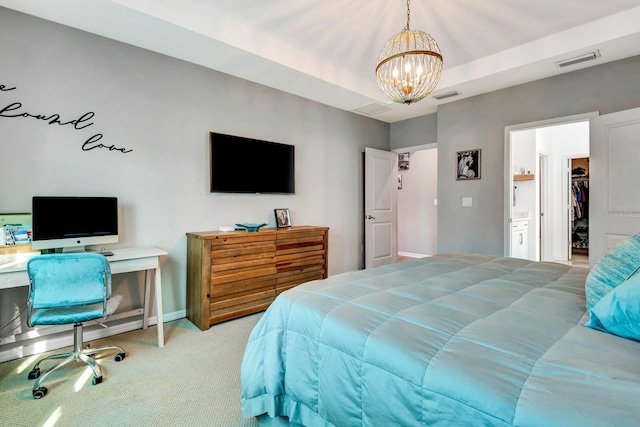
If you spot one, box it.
[62,245,87,253]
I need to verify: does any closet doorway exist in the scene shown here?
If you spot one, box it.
[505,112,595,263]
[569,157,589,262]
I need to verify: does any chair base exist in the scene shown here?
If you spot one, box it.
[28,322,125,399]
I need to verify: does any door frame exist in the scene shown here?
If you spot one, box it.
[503,111,598,258]
[538,152,549,261]
[392,142,437,154]
[564,154,590,261]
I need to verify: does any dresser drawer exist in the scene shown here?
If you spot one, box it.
[186,226,328,330]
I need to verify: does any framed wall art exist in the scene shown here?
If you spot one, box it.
[456,149,481,180]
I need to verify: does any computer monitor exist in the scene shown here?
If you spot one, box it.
[31,196,119,253]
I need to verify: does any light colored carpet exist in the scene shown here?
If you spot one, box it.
[0,314,262,427]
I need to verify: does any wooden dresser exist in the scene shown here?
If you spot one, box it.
[186,226,329,330]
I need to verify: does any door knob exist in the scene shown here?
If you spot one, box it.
[366,215,376,220]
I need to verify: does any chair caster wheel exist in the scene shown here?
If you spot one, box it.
[28,368,41,380]
[33,387,48,399]
[92,376,103,385]
[115,352,126,362]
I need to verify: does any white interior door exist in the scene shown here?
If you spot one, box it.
[364,147,398,268]
[590,107,640,265]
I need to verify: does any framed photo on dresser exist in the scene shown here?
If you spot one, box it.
[275,208,291,228]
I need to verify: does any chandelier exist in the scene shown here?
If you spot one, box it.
[375,0,443,104]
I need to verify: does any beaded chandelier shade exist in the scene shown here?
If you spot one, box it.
[376,0,443,105]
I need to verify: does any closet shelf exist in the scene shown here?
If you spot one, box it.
[514,174,534,181]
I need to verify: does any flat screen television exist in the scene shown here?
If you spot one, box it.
[31,196,119,252]
[210,132,295,194]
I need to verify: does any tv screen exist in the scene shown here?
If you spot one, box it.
[31,196,119,252]
[210,132,295,194]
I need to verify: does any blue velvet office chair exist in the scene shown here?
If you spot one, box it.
[26,253,126,399]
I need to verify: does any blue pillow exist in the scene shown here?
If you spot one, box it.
[586,273,640,341]
[584,233,640,310]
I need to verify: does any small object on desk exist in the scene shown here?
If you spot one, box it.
[235,223,268,232]
[100,250,114,257]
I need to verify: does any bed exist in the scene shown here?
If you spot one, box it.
[241,251,640,426]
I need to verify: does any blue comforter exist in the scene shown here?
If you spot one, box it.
[241,254,640,426]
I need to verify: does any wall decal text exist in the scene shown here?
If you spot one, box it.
[82,134,132,153]
[0,102,95,129]
[0,83,132,153]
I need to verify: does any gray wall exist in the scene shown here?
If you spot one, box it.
[394,55,640,256]
[0,8,389,326]
[437,56,640,255]
[391,113,437,150]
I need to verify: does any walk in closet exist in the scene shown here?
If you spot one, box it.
[571,158,589,255]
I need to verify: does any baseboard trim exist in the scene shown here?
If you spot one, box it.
[398,251,431,259]
[0,309,187,363]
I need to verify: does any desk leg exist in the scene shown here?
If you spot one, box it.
[154,266,164,347]
[143,270,151,330]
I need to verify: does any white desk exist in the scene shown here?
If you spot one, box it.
[0,246,168,348]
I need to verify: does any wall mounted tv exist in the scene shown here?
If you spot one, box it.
[210,132,295,194]
[31,196,119,252]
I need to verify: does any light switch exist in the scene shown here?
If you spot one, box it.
[462,197,472,207]
[434,199,438,206]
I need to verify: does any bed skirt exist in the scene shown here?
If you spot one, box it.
[258,414,303,427]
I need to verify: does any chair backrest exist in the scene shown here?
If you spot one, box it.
[27,253,111,310]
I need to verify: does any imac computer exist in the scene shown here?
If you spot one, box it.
[31,196,119,253]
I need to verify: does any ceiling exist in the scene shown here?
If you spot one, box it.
[2,0,640,123]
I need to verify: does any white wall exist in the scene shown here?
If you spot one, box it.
[0,9,389,339]
[397,149,438,256]
[512,130,536,259]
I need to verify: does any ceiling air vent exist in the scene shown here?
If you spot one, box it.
[556,50,600,68]
[353,103,392,116]
[433,90,461,100]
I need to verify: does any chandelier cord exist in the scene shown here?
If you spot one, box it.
[405,0,411,31]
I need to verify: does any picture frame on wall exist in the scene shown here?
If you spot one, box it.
[398,153,410,171]
[456,149,481,180]
[0,212,32,247]
[274,208,291,228]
